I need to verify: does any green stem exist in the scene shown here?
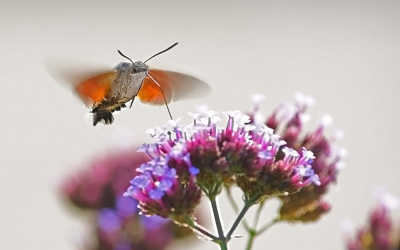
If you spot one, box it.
[218,242,228,250]
[245,230,257,250]
[225,186,239,212]
[193,225,219,241]
[245,217,279,250]
[225,187,251,231]
[183,215,219,241]
[226,200,253,241]
[257,217,280,235]
[210,196,228,250]
[252,201,265,229]
[245,201,265,250]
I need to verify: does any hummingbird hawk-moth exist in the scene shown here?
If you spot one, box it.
[49,43,211,125]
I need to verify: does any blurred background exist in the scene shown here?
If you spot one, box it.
[1,0,400,249]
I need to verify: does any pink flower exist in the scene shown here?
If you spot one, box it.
[125,108,320,220]
[247,93,345,222]
[344,188,400,250]
[60,148,195,250]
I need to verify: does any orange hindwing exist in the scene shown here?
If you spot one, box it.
[75,71,117,104]
[138,69,172,106]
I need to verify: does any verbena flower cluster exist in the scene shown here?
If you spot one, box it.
[59,93,347,250]
[60,150,194,250]
[124,97,322,224]
[343,188,400,250]
[247,93,346,222]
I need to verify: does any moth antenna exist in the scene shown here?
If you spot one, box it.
[144,42,178,63]
[117,50,134,64]
[146,73,173,120]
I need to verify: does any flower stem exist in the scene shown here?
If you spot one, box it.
[210,195,228,250]
[252,201,265,229]
[183,215,219,241]
[245,230,257,250]
[193,225,219,241]
[257,217,280,235]
[226,200,253,241]
[245,201,265,250]
[245,217,279,250]
[225,186,250,231]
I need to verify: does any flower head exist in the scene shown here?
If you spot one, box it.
[60,150,148,209]
[343,188,400,250]
[60,149,195,250]
[247,93,345,222]
[125,108,320,219]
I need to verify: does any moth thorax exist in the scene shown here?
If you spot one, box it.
[114,62,132,71]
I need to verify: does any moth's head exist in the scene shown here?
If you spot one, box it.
[132,61,149,73]
[114,61,148,74]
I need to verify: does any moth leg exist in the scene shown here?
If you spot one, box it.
[129,96,135,109]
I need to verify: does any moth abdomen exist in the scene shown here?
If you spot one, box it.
[92,109,114,126]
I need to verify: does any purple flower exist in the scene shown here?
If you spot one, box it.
[343,188,400,250]
[125,108,320,219]
[115,196,138,217]
[247,93,345,221]
[98,209,122,232]
[60,149,148,209]
[60,148,197,250]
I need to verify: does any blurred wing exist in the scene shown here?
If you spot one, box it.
[75,72,117,104]
[138,70,172,106]
[138,69,211,106]
[45,58,116,105]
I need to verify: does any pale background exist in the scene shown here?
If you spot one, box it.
[1,1,400,249]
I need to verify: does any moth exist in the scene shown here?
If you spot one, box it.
[49,43,211,125]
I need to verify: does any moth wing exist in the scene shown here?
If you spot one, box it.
[75,71,117,105]
[137,69,173,106]
[45,58,116,106]
[138,69,211,106]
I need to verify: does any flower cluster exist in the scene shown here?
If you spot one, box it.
[61,150,148,209]
[343,188,400,250]
[247,93,345,222]
[125,107,320,222]
[91,197,176,250]
[60,149,194,250]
